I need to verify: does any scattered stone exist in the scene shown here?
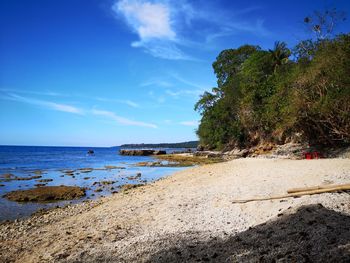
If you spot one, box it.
[120,184,144,191]
[78,168,93,173]
[4,186,86,202]
[83,177,90,180]
[32,170,44,175]
[0,173,15,179]
[100,181,115,185]
[34,184,46,187]
[10,175,42,181]
[94,188,103,193]
[225,149,249,159]
[104,165,125,170]
[36,179,53,183]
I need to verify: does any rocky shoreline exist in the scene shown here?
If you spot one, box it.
[0,158,349,262]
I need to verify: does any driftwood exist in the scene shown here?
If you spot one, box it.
[287,184,350,194]
[232,184,350,204]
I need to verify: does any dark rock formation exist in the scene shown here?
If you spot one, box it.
[4,186,86,202]
[119,149,166,156]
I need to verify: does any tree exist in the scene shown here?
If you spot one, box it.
[304,8,346,40]
[269,41,291,72]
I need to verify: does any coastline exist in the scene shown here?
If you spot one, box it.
[1,158,350,262]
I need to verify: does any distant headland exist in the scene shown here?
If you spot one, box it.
[118,141,199,149]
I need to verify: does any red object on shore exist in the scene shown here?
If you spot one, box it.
[304,152,313,159]
[304,151,322,159]
[313,151,323,159]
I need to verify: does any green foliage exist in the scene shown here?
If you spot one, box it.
[195,34,350,149]
[294,34,350,145]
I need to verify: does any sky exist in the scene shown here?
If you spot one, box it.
[0,0,349,147]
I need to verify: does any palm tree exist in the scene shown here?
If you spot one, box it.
[269,41,291,72]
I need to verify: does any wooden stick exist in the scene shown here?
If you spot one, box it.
[287,183,350,194]
[232,185,350,204]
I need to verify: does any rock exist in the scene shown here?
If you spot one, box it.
[32,170,45,175]
[4,186,86,202]
[0,173,15,179]
[78,168,93,173]
[197,145,204,151]
[15,175,43,181]
[153,150,166,155]
[36,179,53,183]
[104,165,125,170]
[63,170,75,174]
[193,151,223,158]
[100,181,115,185]
[94,188,103,192]
[207,152,223,158]
[127,173,142,180]
[227,149,249,159]
[120,184,144,191]
[119,149,156,156]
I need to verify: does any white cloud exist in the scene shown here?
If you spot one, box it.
[115,0,175,40]
[91,109,157,128]
[113,0,195,60]
[113,1,271,59]
[4,93,84,115]
[179,121,198,126]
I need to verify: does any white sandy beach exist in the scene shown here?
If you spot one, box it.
[0,158,350,262]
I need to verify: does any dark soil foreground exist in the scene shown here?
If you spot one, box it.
[144,204,350,263]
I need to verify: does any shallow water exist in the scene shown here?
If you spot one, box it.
[0,146,188,221]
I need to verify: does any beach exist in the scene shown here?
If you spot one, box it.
[1,157,350,262]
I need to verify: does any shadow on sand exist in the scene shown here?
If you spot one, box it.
[147,204,350,262]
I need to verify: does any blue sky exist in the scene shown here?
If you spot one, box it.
[1,0,349,146]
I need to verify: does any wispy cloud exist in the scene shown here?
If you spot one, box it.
[179,121,198,127]
[165,89,204,98]
[91,108,157,128]
[170,73,207,89]
[0,88,67,97]
[3,93,84,115]
[113,0,271,60]
[96,97,140,108]
[114,0,192,60]
[140,79,173,88]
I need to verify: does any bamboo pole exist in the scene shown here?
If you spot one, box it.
[287,183,350,194]
[232,184,350,204]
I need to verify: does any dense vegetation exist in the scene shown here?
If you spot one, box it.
[195,32,350,150]
[119,141,199,148]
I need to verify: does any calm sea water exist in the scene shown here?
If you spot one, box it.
[0,146,188,221]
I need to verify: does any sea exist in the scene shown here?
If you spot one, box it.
[0,145,189,221]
